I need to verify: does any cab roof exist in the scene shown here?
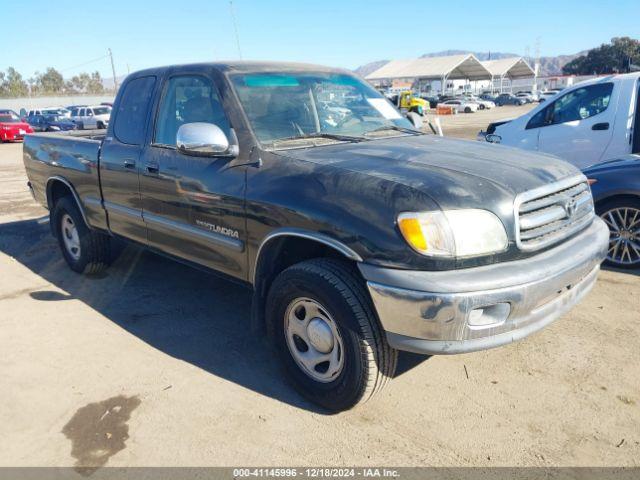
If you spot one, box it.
[128,61,352,79]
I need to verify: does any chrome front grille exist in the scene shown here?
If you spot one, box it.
[515,176,594,251]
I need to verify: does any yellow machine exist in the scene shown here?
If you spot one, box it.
[396,91,429,116]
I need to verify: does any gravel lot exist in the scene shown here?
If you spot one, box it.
[1,108,639,470]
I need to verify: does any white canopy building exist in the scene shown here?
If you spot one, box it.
[365,54,536,94]
[481,57,536,93]
[365,54,492,94]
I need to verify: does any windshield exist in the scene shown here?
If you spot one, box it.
[0,113,20,123]
[230,72,416,146]
[92,107,111,115]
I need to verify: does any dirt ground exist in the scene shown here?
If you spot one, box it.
[1,108,639,470]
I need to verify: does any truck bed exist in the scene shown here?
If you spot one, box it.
[23,130,108,229]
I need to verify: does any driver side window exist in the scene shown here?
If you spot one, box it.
[154,75,230,146]
[550,83,613,125]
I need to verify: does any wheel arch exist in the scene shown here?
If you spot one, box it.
[46,176,91,228]
[594,191,640,210]
[250,229,364,334]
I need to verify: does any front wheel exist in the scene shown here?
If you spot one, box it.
[53,196,112,274]
[464,106,472,113]
[596,198,640,269]
[266,258,397,411]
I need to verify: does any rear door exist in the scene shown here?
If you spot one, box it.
[537,82,616,168]
[138,71,247,279]
[100,75,157,244]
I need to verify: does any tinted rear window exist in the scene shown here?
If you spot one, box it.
[114,76,156,145]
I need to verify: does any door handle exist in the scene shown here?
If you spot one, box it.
[145,161,159,174]
[123,159,136,169]
[592,122,609,131]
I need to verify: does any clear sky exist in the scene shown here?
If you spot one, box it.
[3,0,639,80]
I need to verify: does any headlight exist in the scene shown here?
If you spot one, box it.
[398,209,508,257]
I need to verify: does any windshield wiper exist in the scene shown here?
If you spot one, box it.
[364,125,422,136]
[268,132,365,146]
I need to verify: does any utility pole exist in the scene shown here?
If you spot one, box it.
[108,48,118,91]
[229,1,243,59]
[534,37,541,91]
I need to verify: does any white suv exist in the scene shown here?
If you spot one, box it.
[70,105,111,130]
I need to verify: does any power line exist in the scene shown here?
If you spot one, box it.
[59,54,110,73]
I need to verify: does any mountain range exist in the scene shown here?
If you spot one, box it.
[354,49,587,78]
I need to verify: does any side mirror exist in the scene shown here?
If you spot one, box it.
[177,122,235,157]
[405,112,423,130]
[485,134,501,144]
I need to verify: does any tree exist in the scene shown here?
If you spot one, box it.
[563,37,640,75]
[0,67,29,97]
[35,67,65,94]
[87,71,105,94]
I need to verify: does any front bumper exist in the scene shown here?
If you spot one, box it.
[359,218,609,355]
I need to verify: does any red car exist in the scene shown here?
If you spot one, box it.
[0,110,33,142]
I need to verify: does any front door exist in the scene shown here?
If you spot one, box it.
[537,81,616,168]
[139,73,247,280]
[100,75,157,244]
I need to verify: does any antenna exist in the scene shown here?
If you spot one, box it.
[108,48,118,91]
[229,1,243,59]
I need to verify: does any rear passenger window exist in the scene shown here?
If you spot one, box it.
[114,76,156,145]
[154,75,230,146]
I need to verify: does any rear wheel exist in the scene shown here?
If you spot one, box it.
[596,197,640,269]
[53,196,111,274]
[464,106,472,113]
[266,258,397,411]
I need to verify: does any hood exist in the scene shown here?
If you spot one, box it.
[275,134,580,211]
[583,155,640,175]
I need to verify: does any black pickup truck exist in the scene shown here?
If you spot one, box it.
[23,62,609,411]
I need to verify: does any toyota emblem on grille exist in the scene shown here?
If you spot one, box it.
[564,198,577,217]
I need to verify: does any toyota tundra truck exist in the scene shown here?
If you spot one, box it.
[23,62,609,411]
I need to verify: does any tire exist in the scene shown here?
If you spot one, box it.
[52,196,111,274]
[464,106,472,113]
[479,104,485,110]
[76,121,84,130]
[97,121,105,129]
[266,258,397,411]
[595,197,640,269]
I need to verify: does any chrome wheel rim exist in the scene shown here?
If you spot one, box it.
[284,297,344,383]
[61,213,81,260]
[601,207,640,266]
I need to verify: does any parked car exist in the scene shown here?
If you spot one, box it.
[462,94,495,110]
[437,99,479,113]
[27,114,77,132]
[583,155,640,269]
[0,110,33,142]
[0,109,20,117]
[23,61,608,411]
[478,73,640,169]
[515,92,535,103]
[494,93,525,106]
[538,91,559,103]
[479,93,497,102]
[27,107,71,118]
[70,105,112,129]
[420,94,440,108]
